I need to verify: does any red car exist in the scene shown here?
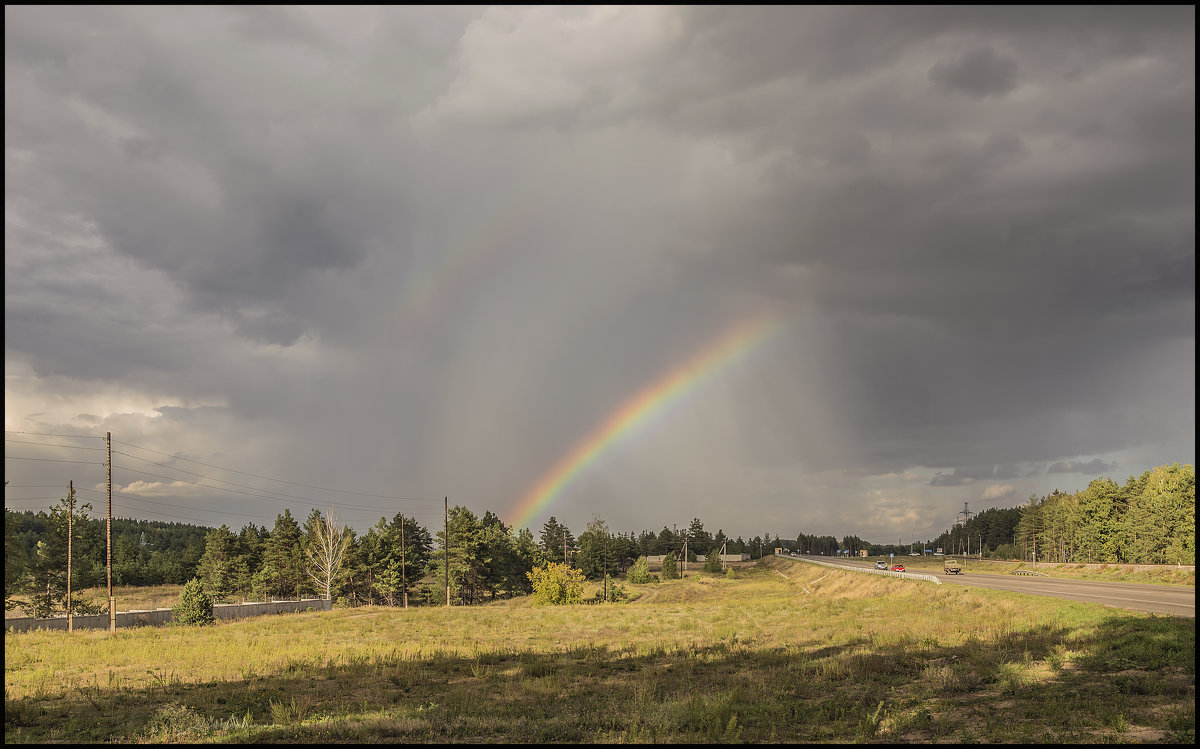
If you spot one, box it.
[891,564,905,572]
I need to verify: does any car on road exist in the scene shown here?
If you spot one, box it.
[891,564,905,572]
[874,560,888,569]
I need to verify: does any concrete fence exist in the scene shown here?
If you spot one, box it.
[645,553,750,564]
[5,598,332,633]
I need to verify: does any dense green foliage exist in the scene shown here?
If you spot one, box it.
[171,578,214,625]
[1004,464,1195,564]
[6,505,206,614]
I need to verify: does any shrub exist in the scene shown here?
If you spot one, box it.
[661,551,680,580]
[592,576,628,603]
[172,578,214,626]
[703,549,722,573]
[627,556,655,584]
[143,702,209,741]
[527,562,585,605]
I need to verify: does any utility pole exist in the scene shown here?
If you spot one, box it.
[445,497,450,606]
[682,535,688,573]
[721,540,727,571]
[603,535,608,602]
[106,431,114,632]
[67,480,74,633]
[400,514,407,609]
[563,528,567,565]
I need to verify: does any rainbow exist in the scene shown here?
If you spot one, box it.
[509,313,785,530]
[396,158,564,329]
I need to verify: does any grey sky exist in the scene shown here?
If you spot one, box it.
[5,6,1194,544]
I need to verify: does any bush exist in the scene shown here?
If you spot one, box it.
[527,562,585,605]
[143,702,209,741]
[627,556,655,584]
[592,576,628,603]
[661,551,680,580]
[703,549,722,573]
[991,544,1019,561]
[172,578,214,626]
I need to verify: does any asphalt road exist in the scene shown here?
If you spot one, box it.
[793,555,1195,618]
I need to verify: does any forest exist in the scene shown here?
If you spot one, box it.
[5,463,1193,617]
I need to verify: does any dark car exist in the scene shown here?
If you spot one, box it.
[891,564,905,572]
[874,560,888,569]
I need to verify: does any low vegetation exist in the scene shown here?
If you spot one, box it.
[5,557,1193,743]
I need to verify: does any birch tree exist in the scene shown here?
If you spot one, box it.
[306,509,351,601]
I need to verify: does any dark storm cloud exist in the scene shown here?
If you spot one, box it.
[928,46,1019,98]
[5,6,1193,538]
[1047,459,1119,476]
[930,464,1040,487]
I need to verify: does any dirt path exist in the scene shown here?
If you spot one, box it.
[629,585,661,604]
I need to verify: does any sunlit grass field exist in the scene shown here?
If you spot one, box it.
[5,557,1194,743]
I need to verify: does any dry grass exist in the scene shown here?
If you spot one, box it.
[5,557,1194,743]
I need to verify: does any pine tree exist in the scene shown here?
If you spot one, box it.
[196,525,239,600]
[172,578,214,626]
[703,548,722,573]
[661,550,680,580]
[254,509,304,600]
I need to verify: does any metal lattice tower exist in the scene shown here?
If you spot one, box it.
[956,502,973,525]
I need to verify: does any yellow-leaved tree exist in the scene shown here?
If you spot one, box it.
[527,562,585,605]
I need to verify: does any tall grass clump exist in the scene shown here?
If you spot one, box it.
[142,702,210,741]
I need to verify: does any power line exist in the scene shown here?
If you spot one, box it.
[3,496,67,502]
[4,456,106,466]
[8,433,445,519]
[112,438,443,501]
[76,485,443,524]
[4,438,107,451]
[3,484,68,488]
[4,430,102,440]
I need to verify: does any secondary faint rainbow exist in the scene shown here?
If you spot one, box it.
[509,313,786,531]
[395,156,563,329]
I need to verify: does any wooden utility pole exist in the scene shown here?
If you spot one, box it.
[67,481,74,633]
[682,536,688,572]
[563,528,567,565]
[400,514,408,609]
[603,535,608,602]
[445,497,450,606]
[106,431,114,632]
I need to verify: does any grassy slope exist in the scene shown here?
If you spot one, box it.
[5,557,1194,743]
[875,557,1195,586]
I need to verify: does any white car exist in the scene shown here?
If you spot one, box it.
[874,560,888,569]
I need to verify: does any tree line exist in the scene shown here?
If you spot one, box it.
[926,463,1195,564]
[6,462,1192,615]
[5,503,774,615]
